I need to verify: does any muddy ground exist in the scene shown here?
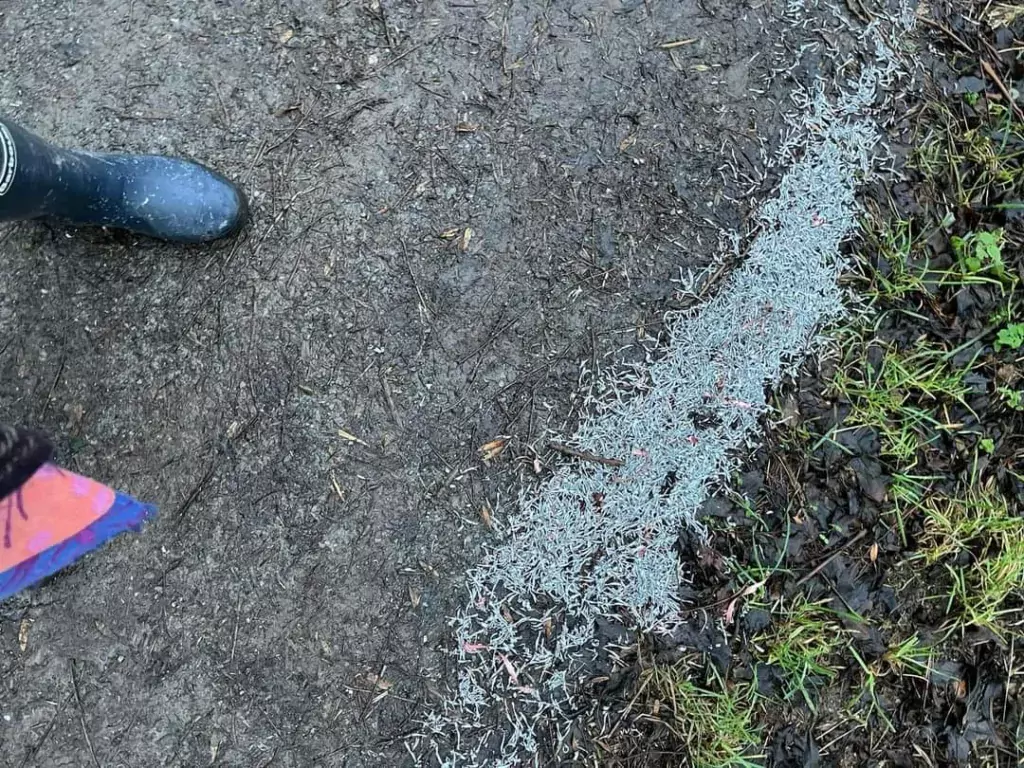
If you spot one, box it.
[0,0,821,765]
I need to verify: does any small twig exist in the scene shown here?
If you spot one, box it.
[377,0,396,50]
[606,673,653,738]
[38,355,66,420]
[980,58,1024,124]
[547,441,625,468]
[679,581,764,617]
[20,693,71,768]
[792,529,868,591]
[364,34,439,78]
[211,79,233,131]
[229,594,242,663]
[70,661,101,768]
[917,15,972,53]
[173,461,217,524]
[379,368,402,427]
[844,0,871,25]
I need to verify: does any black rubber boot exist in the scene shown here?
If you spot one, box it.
[0,117,247,243]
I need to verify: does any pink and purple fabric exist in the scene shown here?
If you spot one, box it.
[1,446,155,601]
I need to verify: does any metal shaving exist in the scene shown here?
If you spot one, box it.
[417,4,913,765]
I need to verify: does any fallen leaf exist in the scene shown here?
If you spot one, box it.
[479,437,506,462]
[455,121,480,133]
[869,542,879,562]
[533,456,542,474]
[458,227,474,252]
[279,28,295,44]
[652,699,661,717]
[438,226,461,239]
[408,586,421,608]
[364,672,393,691]
[18,619,30,652]
[723,581,763,625]
[463,641,488,653]
[544,617,553,638]
[480,504,494,530]
[619,134,637,152]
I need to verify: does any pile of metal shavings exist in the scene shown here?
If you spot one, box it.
[416,4,916,765]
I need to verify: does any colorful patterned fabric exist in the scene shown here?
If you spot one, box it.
[0,463,155,602]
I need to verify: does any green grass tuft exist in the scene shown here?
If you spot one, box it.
[647,666,765,768]
[756,598,848,711]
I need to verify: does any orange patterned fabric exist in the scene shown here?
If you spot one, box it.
[0,464,115,570]
[0,463,154,601]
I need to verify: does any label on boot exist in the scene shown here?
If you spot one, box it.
[0,122,16,196]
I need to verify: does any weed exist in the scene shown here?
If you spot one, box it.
[998,386,1024,411]
[915,100,1024,211]
[829,340,973,462]
[980,437,996,454]
[996,322,1024,351]
[952,229,1007,280]
[646,665,764,768]
[882,634,934,678]
[912,486,1024,636]
[890,472,940,544]
[947,533,1024,636]
[989,304,1013,326]
[847,635,934,731]
[856,216,929,302]
[848,646,894,730]
[756,598,848,710]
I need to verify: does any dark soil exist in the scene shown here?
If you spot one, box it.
[605,6,1024,767]
[0,1,837,766]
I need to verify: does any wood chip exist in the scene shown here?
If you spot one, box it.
[18,619,30,652]
[338,428,368,446]
[365,672,393,691]
[479,437,506,462]
[658,38,697,49]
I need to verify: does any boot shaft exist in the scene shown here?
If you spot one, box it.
[0,121,15,197]
[0,117,246,243]
[0,118,113,222]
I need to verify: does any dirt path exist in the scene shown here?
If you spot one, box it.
[2,1,801,764]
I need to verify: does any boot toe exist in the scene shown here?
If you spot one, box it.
[121,157,248,243]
